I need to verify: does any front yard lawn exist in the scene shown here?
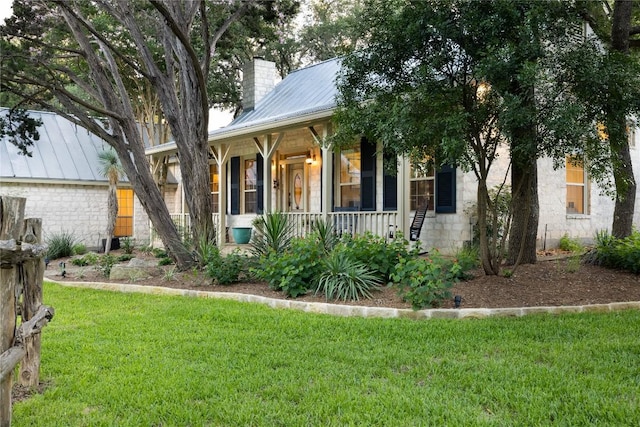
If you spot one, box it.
[13,282,640,426]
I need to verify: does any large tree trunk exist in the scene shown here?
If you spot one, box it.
[609,0,636,238]
[610,114,636,238]
[104,186,117,255]
[507,156,539,265]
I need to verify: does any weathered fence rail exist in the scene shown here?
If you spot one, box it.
[0,196,54,427]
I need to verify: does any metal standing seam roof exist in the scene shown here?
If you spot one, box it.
[0,109,115,182]
[145,58,342,156]
[220,57,341,133]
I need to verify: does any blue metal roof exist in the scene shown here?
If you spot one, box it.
[209,57,341,138]
[0,109,113,182]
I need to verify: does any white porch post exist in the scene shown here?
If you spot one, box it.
[214,144,230,249]
[398,155,410,238]
[321,123,333,222]
[255,133,284,215]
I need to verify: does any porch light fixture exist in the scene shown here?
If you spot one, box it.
[273,179,280,189]
[306,153,313,164]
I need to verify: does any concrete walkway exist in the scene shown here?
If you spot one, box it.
[45,278,640,320]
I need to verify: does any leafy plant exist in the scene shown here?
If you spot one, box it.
[163,267,177,282]
[342,232,414,282]
[152,248,168,258]
[250,212,294,257]
[72,243,87,255]
[205,248,248,285]
[98,254,116,277]
[252,236,324,298]
[559,233,583,253]
[589,229,640,274]
[391,252,468,310]
[158,257,173,266]
[121,237,135,254]
[315,249,382,301]
[71,252,100,266]
[117,254,134,263]
[46,231,77,259]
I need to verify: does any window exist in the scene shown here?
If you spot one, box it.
[114,188,133,237]
[410,160,435,211]
[339,146,361,208]
[566,155,588,214]
[210,164,219,213]
[244,158,257,213]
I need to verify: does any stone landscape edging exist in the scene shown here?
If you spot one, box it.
[46,279,640,319]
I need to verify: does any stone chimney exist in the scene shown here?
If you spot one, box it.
[242,57,277,111]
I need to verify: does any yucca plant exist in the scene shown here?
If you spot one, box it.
[250,212,294,257]
[311,218,339,253]
[315,249,382,301]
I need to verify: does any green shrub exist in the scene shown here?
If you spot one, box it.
[158,257,173,266]
[315,248,382,301]
[46,231,77,259]
[252,236,324,298]
[98,254,116,277]
[121,237,135,254]
[72,243,87,255]
[559,233,583,253]
[117,254,134,263]
[453,245,480,277]
[71,252,99,266]
[391,251,468,310]
[250,212,294,257]
[205,248,248,285]
[152,248,168,258]
[342,232,414,283]
[592,230,640,274]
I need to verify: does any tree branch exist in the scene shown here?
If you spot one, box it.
[208,1,256,58]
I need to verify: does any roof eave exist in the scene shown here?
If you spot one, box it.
[145,107,335,157]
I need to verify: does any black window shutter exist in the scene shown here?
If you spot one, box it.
[435,164,456,213]
[383,153,397,211]
[360,137,376,211]
[230,156,240,214]
[256,153,264,214]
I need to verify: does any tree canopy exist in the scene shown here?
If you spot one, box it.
[335,0,618,267]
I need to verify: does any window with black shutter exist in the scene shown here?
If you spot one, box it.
[256,153,264,214]
[435,164,456,213]
[360,137,376,211]
[383,151,397,211]
[230,156,240,214]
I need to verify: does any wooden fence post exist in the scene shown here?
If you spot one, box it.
[0,197,26,427]
[18,218,44,387]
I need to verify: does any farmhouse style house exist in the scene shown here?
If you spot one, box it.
[0,109,151,250]
[145,58,640,253]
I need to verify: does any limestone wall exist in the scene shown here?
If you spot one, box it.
[0,182,150,250]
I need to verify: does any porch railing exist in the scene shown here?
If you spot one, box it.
[157,211,399,245]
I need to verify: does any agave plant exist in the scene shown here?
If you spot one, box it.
[250,211,294,257]
[315,249,382,301]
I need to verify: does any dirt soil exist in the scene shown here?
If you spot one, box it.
[45,249,640,310]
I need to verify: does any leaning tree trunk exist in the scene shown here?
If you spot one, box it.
[507,155,539,265]
[104,186,117,255]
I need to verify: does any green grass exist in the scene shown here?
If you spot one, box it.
[13,283,640,426]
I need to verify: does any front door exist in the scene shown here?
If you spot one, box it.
[287,163,306,212]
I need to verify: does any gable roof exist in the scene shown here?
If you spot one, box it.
[1,109,114,183]
[219,57,341,135]
[146,57,342,156]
